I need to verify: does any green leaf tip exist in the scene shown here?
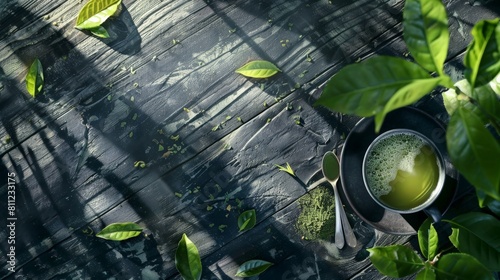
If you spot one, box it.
[95,222,142,241]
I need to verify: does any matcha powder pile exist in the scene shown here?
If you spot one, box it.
[296,185,336,241]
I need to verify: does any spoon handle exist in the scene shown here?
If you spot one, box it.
[339,200,357,248]
[333,185,345,249]
[334,184,357,248]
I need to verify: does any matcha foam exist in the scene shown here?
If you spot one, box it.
[364,133,426,199]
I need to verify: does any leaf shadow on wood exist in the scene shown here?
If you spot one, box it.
[100,4,142,55]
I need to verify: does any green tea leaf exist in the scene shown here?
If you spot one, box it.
[275,162,295,177]
[446,106,500,200]
[464,19,500,88]
[367,245,424,278]
[403,0,449,75]
[416,266,436,280]
[367,245,424,277]
[374,77,442,132]
[95,222,142,241]
[444,212,500,271]
[235,60,281,78]
[175,233,202,280]
[435,253,494,280]
[76,0,122,30]
[238,209,257,232]
[418,219,438,261]
[26,58,44,97]
[89,26,110,38]
[235,260,273,277]
[315,56,431,119]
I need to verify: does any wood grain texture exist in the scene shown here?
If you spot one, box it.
[1,0,498,279]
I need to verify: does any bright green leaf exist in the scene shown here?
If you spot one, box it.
[444,212,500,271]
[95,222,142,241]
[26,58,44,97]
[464,19,500,88]
[435,253,494,280]
[238,209,257,232]
[446,106,500,200]
[374,77,442,132]
[89,26,110,38]
[403,0,449,75]
[416,266,436,280]
[75,0,122,30]
[367,245,424,278]
[418,219,438,261]
[315,56,431,119]
[235,60,281,78]
[175,233,202,280]
[235,259,273,277]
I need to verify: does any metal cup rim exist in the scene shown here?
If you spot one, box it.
[361,128,446,214]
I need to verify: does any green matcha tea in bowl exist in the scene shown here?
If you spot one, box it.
[362,129,446,222]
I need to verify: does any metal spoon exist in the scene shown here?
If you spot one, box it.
[322,151,357,249]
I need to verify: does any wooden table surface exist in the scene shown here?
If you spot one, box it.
[1,0,498,279]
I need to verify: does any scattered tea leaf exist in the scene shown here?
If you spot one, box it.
[26,58,44,97]
[275,162,295,177]
[235,60,281,79]
[96,222,142,241]
[235,260,273,277]
[175,192,183,198]
[75,0,122,30]
[133,161,146,168]
[158,144,164,152]
[218,224,227,232]
[175,234,202,280]
[238,209,256,232]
